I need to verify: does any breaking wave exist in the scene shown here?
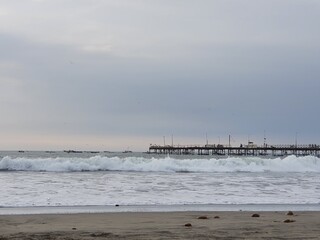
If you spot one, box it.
[1,155,320,173]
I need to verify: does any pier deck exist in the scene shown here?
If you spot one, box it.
[149,144,320,157]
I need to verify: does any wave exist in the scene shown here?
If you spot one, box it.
[0,155,319,173]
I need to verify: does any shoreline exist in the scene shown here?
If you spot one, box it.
[1,211,320,239]
[1,204,320,215]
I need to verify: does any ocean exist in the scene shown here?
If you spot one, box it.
[1,151,320,213]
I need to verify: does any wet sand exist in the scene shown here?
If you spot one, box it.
[1,211,320,239]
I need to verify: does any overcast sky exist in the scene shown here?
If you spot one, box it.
[1,0,320,151]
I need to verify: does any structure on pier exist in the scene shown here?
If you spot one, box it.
[149,143,320,157]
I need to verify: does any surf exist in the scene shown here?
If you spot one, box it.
[0,155,319,173]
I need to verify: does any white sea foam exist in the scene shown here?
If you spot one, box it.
[1,153,320,207]
[0,155,319,173]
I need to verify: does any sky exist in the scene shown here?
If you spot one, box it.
[0,0,320,151]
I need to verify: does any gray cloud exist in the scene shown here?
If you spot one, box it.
[0,0,320,150]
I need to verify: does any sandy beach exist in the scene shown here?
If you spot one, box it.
[1,211,320,239]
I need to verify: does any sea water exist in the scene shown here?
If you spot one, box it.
[0,151,320,212]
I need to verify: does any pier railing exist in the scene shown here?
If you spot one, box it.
[150,144,319,149]
[271,144,320,149]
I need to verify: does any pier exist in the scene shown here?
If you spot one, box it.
[149,143,320,157]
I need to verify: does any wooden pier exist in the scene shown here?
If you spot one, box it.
[149,144,320,157]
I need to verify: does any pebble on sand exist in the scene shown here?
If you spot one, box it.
[184,223,192,227]
[286,211,294,216]
[251,213,260,218]
[283,219,296,223]
[197,216,208,219]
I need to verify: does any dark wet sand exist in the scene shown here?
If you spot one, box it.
[1,211,320,239]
